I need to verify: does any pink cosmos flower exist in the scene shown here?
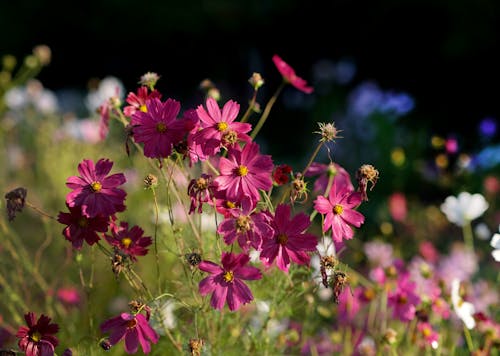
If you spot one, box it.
[100,312,159,354]
[131,97,195,159]
[16,312,59,356]
[214,142,274,204]
[191,97,251,158]
[104,221,152,262]
[259,204,318,272]
[388,192,407,222]
[313,180,364,243]
[337,286,362,324]
[66,158,127,218]
[57,204,109,249]
[388,275,421,322]
[272,54,314,94]
[56,287,81,306]
[417,322,439,349]
[198,252,262,311]
[305,162,353,193]
[123,86,161,117]
[217,195,274,252]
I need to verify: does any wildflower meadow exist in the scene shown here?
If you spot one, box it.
[0,46,499,356]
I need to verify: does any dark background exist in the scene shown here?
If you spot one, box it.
[2,0,500,155]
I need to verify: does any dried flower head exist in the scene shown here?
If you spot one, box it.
[139,72,160,89]
[185,252,202,267]
[5,187,27,221]
[320,255,338,288]
[356,164,379,201]
[315,122,342,142]
[189,338,204,356]
[248,72,265,90]
[144,174,158,189]
[290,173,309,204]
[331,271,349,304]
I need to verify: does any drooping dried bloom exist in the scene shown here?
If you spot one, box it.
[57,204,109,249]
[272,54,314,94]
[356,164,379,201]
[290,173,309,204]
[4,187,27,221]
[100,312,159,354]
[187,173,217,214]
[143,174,158,189]
[16,312,59,356]
[188,338,204,356]
[198,252,262,311]
[65,158,127,218]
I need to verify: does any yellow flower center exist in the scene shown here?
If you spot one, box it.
[333,204,343,215]
[30,331,42,342]
[223,270,234,283]
[77,217,89,228]
[277,233,288,245]
[91,181,102,192]
[237,165,249,177]
[422,327,431,337]
[156,122,167,133]
[139,104,147,113]
[121,237,132,248]
[216,122,228,132]
[225,201,236,209]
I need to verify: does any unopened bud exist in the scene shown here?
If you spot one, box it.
[32,45,51,66]
[139,72,160,89]
[2,55,17,71]
[382,328,398,345]
[248,72,264,89]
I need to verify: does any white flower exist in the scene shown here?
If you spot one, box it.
[440,192,489,227]
[85,76,124,113]
[451,278,476,329]
[474,222,491,241]
[490,228,500,262]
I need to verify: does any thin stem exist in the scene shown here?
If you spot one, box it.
[250,82,285,140]
[462,220,475,254]
[240,89,258,123]
[463,325,475,353]
[25,201,57,220]
[151,186,161,294]
[301,141,324,177]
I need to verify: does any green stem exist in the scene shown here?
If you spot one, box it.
[250,82,285,140]
[240,89,258,123]
[151,186,162,294]
[462,220,475,254]
[463,325,475,353]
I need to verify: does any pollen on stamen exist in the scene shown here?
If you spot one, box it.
[223,270,234,283]
[121,237,132,248]
[91,181,102,192]
[333,204,343,215]
[156,122,167,133]
[236,165,249,177]
[139,104,148,113]
[30,331,42,342]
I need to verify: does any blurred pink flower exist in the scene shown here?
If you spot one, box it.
[305,162,353,194]
[388,275,421,322]
[56,287,81,306]
[388,192,407,222]
[272,54,314,94]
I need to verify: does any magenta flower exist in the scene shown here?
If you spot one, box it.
[131,97,193,158]
[57,204,109,249]
[388,275,421,322]
[259,204,318,272]
[313,180,364,243]
[417,322,439,348]
[191,97,252,157]
[217,195,274,252]
[272,54,314,94]
[305,162,354,193]
[66,158,126,218]
[16,312,59,356]
[104,221,152,262]
[123,86,161,117]
[214,142,274,204]
[100,312,159,354]
[198,252,262,311]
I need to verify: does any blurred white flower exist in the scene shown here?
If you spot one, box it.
[474,222,491,241]
[490,227,500,262]
[85,76,124,113]
[5,79,59,114]
[451,278,476,330]
[440,192,489,227]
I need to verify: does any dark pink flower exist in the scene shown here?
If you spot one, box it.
[57,204,109,249]
[104,221,152,262]
[416,322,439,348]
[337,286,362,324]
[123,86,161,117]
[305,162,353,193]
[259,204,318,272]
[16,312,59,356]
[388,275,421,322]
[100,312,159,354]
[198,252,262,311]
[214,142,274,204]
[272,54,314,94]
[191,97,251,157]
[272,164,293,186]
[56,287,81,306]
[65,158,127,218]
[313,180,364,243]
[217,195,274,252]
[131,97,193,158]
